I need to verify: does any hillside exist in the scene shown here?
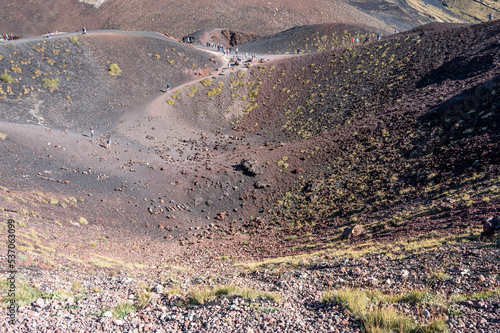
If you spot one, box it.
[1,0,493,40]
[0,31,220,127]
[230,20,500,254]
[237,23,388,55]
[0,21,499,333]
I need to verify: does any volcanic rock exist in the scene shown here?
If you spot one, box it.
[342,225,366,239]
[241,158,262,176]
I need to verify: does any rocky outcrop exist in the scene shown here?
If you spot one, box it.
[241,158,262,176]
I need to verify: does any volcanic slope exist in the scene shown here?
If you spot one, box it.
[1,0,486,40]
[0,31,228,265]
[222,20,500,257]
[0,31,220,127]
[1,22,499,266]
[236,23,389,55]
[0,22,500,333]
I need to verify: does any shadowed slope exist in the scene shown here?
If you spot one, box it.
[228,21,500,254]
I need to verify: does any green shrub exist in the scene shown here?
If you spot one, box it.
[0,133,7,140]
[42,78,60,92]
[201,78,212,86]
[167,100,175,105]
[69,37,79,44]
[108,63,122,76]
[0,73,14,83]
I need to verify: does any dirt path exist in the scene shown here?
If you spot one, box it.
[2,29,180,45]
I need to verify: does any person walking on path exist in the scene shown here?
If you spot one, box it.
[166,83,170,92]
[377,34,382,41]
[82,27,86,35]
[90,126,94,138]
[106,137,111,149]
[489,13,493,21]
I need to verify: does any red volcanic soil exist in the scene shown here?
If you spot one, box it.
[226,20,500,256]
[1,19,500,333]
[0,21,499,267]
[0,0,401,39]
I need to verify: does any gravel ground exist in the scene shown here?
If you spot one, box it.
[1,242,499,333]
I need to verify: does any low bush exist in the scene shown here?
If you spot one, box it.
[108,63,122,76]
[42,78,60,92]
[0,73,14,83]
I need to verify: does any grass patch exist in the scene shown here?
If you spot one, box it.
[428,269,450,282]
[0,278,46,307]
[394,290,441,305]
[0,133,7,140]
[42,78,59,92]
[78,217,88,225]
[165,288,182,295]
[69,37,79,44]
[188,285,281,305]
[111,302,136,318]
[451,288,500,302]
[323,288,447,333]
[136,291,151,308]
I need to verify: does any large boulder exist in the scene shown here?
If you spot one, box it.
[342,224,366,240]
[241,158,262,176]
[483,216,500,236]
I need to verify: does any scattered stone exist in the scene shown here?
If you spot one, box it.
[254,181,270,189]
